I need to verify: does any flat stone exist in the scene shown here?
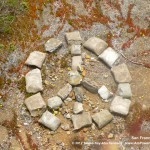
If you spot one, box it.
[98,47,120,67]
[98,85,113,100]
[45,38,63,52]
[74,87,84,102]
[68,70,82,85]
[39,110,61,131]
[110,96,131,115]
[83,37,108,55]
[25,68,43,93]
[92,110,113,129]
[70,44,81,56]
[25,51,46,68]
[73,102,83,114]
[57,83,72,100]
[65,31,82,44]
[117,83,132,98]
[25,93,46,117]
[72,112,92,130]
[0,125,8,144]
[111,63,132,83]
[82,78,99,93]
[72,56,83,70]
[48,96,63,109]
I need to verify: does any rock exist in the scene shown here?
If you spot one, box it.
[25,68,43,93]
[0,125,8,144]
[39,110,61,131]
[74,87,84,102]
[108,133,114,139]
[68,70,82,85]
[45,38,63,52]
[82,78,99,93]
[117,83,132,98]
[57,83,72,100]
[10,137,22,150]
[25,93,46,117]
[92,110,113,129]
[48,96,63,109]
[71,112,92,130]
[70,44,81,56]
[72,56,83,70]
[110,96,131,115]
[98,47,120,67]
[83,37,108,55]
[73,102,83,114]
[65,31,82,44]
[65,97,72,102]
[25,51,46,68]
[98,85,113,101]
[65,113,71,119]
[111,63,132,83]
[61,124,70,131]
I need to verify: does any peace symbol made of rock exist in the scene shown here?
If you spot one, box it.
[24,31,132,131]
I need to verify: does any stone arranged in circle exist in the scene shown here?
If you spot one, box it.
[48,96,63,110]
[98,47,120,67]
[92,110,113,129]
[71,112,92,130]
[39,110,61,131]
[25,51,46,68]
[24,93,46,117]
[45,38,63,52]
[25,68,43,93]
[65,31,82,45]
[111,63,132,83]
[72,56,83,70]
[83,37,108,56]
[73,102,83,114]
[110,96,131,116]
[70,44,81,56]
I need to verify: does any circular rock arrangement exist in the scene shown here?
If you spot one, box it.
[24,31,132,132]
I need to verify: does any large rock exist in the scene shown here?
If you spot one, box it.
[82,78,99,93]
[25,68,43,93]
[110,96,131,115]
[92,110,113,129]
[25,51,46,68]
[72,56,83,70]
[98,47,120,67]
[25,93,46,117]
[68,70,82,86]
[65,31,82,44]
[83,37,108,55]
[70,44,81,56]
[45,38,63,52]
[74,87,84,102]
[57,83,72,100]
[117,83,132,98]
[39,111,61,131]
[72,112,92,130]
[111,63,132,83]
[0,125,8,145]
[73,102,83,114]
[48,96,63,109]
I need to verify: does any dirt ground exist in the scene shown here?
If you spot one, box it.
[0,0,150,150]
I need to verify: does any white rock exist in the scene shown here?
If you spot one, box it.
[117,83,132,98]
[25,51,46,68]
[73,102,83,114]
[110,96,131,115]
[98,85,113,101]
[98,47,120,67]
[25,69,43,93]
[65,31,82,44]
[48,96,63,109]
[38,111,61,131]
[72,56,83,70]
[70,44,81,56]
[83,37,108,55]
[45,38,63,52]
[24,93,46,117]
[57,83,72,100]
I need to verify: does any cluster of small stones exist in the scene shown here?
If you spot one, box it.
[24,31,132,132]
